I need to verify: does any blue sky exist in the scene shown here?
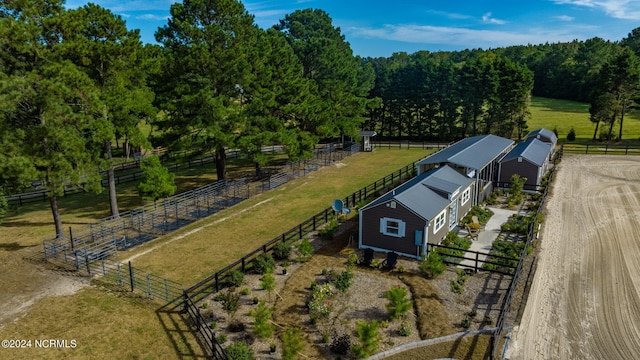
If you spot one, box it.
[65,0,640,58]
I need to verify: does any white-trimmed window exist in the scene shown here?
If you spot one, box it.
[380,217,406,238]
[433,209,446,234]
[461,187,471,206]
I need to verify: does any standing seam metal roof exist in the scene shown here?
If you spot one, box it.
[417,135,514,170]
[362,165,474,221]
[501,138,551,167]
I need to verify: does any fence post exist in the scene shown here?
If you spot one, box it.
[215,272,220,292]
[117,262,122,286]
[147,274,152,299]
[585,144,589,154]
[129,261,134,292]
[69,227,74,252]
[85,251,91,275]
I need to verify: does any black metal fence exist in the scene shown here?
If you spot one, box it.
[185,162,417,303]
[5,146,276,207]
[425,243,518,276]
[183,293,228,359]
[562,143,640,155]
[489,146,563,359]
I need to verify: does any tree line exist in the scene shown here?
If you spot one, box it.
[2,0,639,235]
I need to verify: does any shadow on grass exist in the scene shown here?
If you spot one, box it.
[0,242,39,251]
[156,300,208,360]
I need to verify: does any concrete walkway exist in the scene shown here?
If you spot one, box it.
[458,207,517,269]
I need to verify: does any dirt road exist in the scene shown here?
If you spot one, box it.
[506,155,640,359]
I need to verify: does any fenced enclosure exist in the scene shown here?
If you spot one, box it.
[425,243,518,276]
[182,293,228,360]
[185,162,417,303]
[561,143,640,155]
[42,143,355,268]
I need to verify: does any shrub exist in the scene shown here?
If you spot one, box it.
[225,341,254,360]
[567,127,576,141]
[353,320,380,359]
[281,327,305,360]
[250,301,273,339]
[319,219,339,239]
[450,269,470,294]
[347,254,358,268]
[383,285,413,320]
[332,269,354,292]
[209,321,217,329]
[461,317,472,329]
[253,253,275,274]
[419,252,446,278]
[296,238,314,261]
[307,283,334,319]
[226,270,245,287]
[273,242,291,260]
[397,321,412,336]
[218,289,241,318]
[216,334,227,345]
[240,288,250,296]
[330,333,351,355]
[228,321,246,333]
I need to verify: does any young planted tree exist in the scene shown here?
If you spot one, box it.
[280,327,305,360]
[250,301,273,339]
[383,285,413,320]
[260,270,276,301]
[508,174,527,205]
[137,156,176,202]
[353,320,380,359]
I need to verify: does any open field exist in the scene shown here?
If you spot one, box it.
[0,148,431,360]
[505,155,640,359]
[528,97,640,142]
[123,149,433,284]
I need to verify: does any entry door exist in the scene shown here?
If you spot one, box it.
[449,201,458,230]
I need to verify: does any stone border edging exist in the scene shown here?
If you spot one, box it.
[366,327,497,359]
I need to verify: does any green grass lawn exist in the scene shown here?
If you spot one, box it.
[528,97,640,143]
[125,148,432,284]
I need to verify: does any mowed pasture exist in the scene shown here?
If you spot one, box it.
[528,96,640,143]
[123,149,433,284]
[0,148,430,360]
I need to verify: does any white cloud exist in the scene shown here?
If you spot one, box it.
[136,13,169,21]
[552,0,640,20]
[347,24,583,49]
[482,12,506,25]
[554,15,575,21]
[426,10,474,20]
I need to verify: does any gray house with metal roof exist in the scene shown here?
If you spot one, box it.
[498,138,552,191]
[415,134,514,205]
[358,165,474,259]
[525,128,557,159]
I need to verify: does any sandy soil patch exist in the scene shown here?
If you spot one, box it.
[506,155,640,359]
[0,247,88,328]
